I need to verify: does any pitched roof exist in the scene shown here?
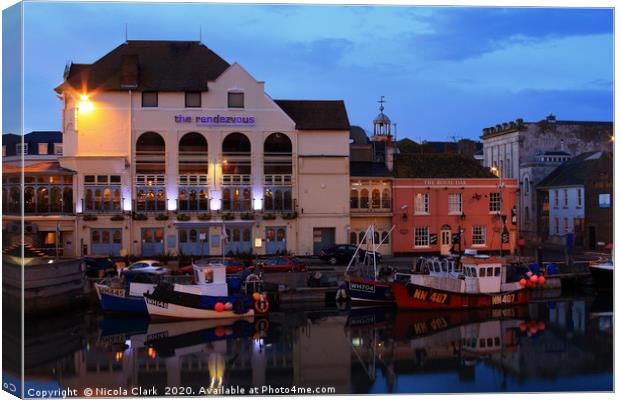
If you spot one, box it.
[394,153,496,179]
[55,40,230,93]
[24,131,62,143]
[275,100,350,131]
[350,161,392,177]
[537,151,613,188]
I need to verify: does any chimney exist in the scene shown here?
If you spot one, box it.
[546,113,556,124]
[120,55,139,89]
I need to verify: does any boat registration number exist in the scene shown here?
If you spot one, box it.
[491,293,516,305]
[145,297,168,309]
[412,288,449,304]
[100,287,125,297]
[350,281,375,293]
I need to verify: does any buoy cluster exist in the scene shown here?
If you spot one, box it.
[518,271,546,289]
[253,292,270,313]
[214,302,234,312]
[519,320,546,336]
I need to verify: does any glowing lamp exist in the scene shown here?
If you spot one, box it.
[78,95,94,114]
[253,198,263,211]
[167,199,177,211]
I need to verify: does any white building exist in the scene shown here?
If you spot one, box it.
[55,40,351,257]
[480,114,613,243]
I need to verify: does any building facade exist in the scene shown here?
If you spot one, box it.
[2,131,76,256]
[391,154,518,255]
[480,114,613,243]
[537,151,613,250]
[54,40,350,257]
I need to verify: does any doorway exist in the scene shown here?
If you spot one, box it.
[440,225,452,256]
[588,226,597,250]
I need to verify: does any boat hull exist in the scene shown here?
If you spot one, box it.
[144,296,255,320]
[347,277,395,304]
[95,283,148,314]
[589,265,613,289]
[392,282,529,310]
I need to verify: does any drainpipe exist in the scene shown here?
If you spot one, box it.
[128,89,133,257]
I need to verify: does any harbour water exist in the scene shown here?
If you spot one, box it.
[14,292,613,396]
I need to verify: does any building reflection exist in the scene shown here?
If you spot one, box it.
[21,298,613,394]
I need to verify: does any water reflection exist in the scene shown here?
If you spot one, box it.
[22,296,612,395]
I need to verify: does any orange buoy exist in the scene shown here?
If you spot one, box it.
[538,275,545,285]
[530,275,539,283]
[252,292,261,302]
[214,302,225,312]
[215,326,226,337]
[519,278,527,287]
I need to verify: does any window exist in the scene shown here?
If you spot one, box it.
[381,231,390,244]
[472,225,486,246]
[38,143,48,155]
[350,232,357,245]
[524,177,529,195]
[54,144,63,155]
[360,189,369,208]
[415,193,429,214]
[448,193,462,214]
[489,192,501,213]
[16,143,28,155]
[382,188,391,209]
[554,217,560,234]
[371,189,381,208]
[414,226,430,247]
[553,190,559,208]
[599,193,611,208]
[228,92,244,108]
[524,207,530,226]
[2,145,5,157]
[350,189,359,209]
[564,217,570,233]
[563,189,568,208]
[185,91,201,108]
[577,188,582,208]
[142,91,158,107]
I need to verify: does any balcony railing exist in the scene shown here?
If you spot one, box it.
[178,174,209,186]
[81,198,124,213]
[135,174,166,186]
[222,174,251,185]
[264,174,292,186]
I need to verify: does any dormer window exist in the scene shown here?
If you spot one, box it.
[38,143,48,155]
[16,143,28,155]
[54,144,63,155]
[228,92,244,108]
[185,91,201,108]
[142,91,158,107]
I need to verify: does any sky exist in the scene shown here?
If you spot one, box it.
[2,2,614,141]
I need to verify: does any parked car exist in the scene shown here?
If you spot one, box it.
[83,257,117,278]
[319,245,382,266]
[121,260,170,277]
[178,257,246,275]
[255,256,307,272]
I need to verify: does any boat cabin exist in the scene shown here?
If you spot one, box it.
[461,256,504,293]
[172,263,229,296]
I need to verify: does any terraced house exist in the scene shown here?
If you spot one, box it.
[54,40,351,257]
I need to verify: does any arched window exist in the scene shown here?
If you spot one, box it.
[233,229,240,242]
[360,189,369,208]
[233,188,241,210]
[146,190,155,210]
[277,228,285,241]
[24,187,35,213]
[102,230,110,244]
[243,228,251,242]
[50,187,62,212]
[9,187,20,213]
[137,190,146,211]
[179,230,187,243]
[179,132,208,174]
[113,230,121,244]
[242,188,251,210]
[372,189,381,208]
[382,188,391,209]
[350,189,359,209]
[274,189,283,210]
[179,190,189,211]
[264,188,273,210]
[136,132,166,174]
[37,187,49,213]
[92,230,100,243]
[189,189,198,210]
[103,188,111,210]
[264,133,293,177]
[85,189,93,211]
[283,190,292,210]
[350,232,357,245]
[94,189,102,210]
[113,189,121,210]
[189,229,197,242]
[222,188,231,211]
[374,231,380,244]
[156,190,165,210]
[222,132,251,154]
[222,132,251,178]
[199,190,208,210]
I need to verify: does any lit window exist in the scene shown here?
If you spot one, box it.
[54,143,63,155]
[185,91,201,108]
[448,193,462,214]
[414,193,429,214]
[228,92,244,108]
[38,143,48,155]
[142,91,158,107]
[16,143,28,155]
[489,192,501,213]
[414,226,430,247]
[472,225,486,246]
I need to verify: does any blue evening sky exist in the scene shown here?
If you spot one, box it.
[3,2,614,141]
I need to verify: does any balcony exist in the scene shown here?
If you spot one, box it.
[135,174,166,186]
[178,174,208,186]
[264,174,292,186]
[222,174,251,185]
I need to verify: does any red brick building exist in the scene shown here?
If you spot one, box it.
[391,154,518,255]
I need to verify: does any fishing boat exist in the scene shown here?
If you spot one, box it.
[143,263,261,320]
[94,273,165,314]
[344,224,396,304]
[392,254,534,310]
